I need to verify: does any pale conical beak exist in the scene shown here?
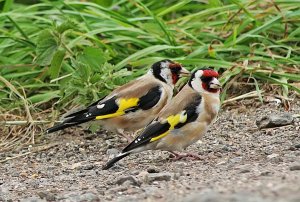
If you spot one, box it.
[179,67,191,77]
[209,77,222,89]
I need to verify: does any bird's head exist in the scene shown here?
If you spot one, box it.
[150,59,190,85]
[188,68,221,93]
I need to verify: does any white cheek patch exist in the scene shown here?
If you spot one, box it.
[160,68,172,84]
[191,70,204,92]
[97,104,105,109]
[195,70,203,78]
[191,78,203,93]
[160,61,169,68]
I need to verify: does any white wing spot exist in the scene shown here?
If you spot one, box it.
[97,104,105,109]
[85,113,92,117]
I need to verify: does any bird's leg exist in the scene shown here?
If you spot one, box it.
[169,151,201,161]
[117,129,133,142]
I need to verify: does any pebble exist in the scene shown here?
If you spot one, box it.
[106,148,119,156]
[261,171,272,176]
[256,113,294,129]
[115,175,140,186]
[37,191,56,201]
[267,154,279,159]
[229,157,243,164]
[81,164,94,170]
[58,192,100,202]
[147,167,160,173]
[289,165,300,171]
[239,169,251,174]
[79,148,85,154]
[183,190,273,202]
[267,153,283,163]
[146,172,173,183]
[20,196,46,202]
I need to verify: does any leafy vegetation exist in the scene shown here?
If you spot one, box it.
[0,0,299,145]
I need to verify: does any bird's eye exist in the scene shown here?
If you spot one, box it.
[201,77,212,83]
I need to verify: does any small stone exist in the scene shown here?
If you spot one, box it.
[261,171,272,176]
[147,172,173,183]
[289,165,300,171]
[256,113,294,129]
[82,164,94,170]
[267,154,282,163]
[147,167,160,173]
[20,172,28,178]
[37,191,56,201]
[221,145,231,152]
[59,192,99,202]
[116,176,140,186]
[65,152,73,158]
[229,157,243,163]
[130,170,140,175]
[11,171,19,177]
[137,171,149,184]
[106,148,119,156]
[79,148,85,154]
[239,169,251,174]
[85,134,97,140]
[294,144,300,149]
[105,140,112,146]
[77,173,86,177]
[267,153,279,159]
[20,196,46,202]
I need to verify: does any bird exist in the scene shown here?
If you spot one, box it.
[46,59,190,141]
[102,67,221,169]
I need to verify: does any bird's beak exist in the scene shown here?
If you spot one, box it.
[179,67,191,77]
[209,77,222,89]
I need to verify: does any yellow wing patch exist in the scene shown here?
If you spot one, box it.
[150,112,187,142]
[95,98,139,120]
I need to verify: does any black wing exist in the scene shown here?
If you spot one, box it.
[123,95,202,152]
[125,86,162,113]
[46,86,163,134]
[46,97,118,133]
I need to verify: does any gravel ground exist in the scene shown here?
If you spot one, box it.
[0,100,299,202]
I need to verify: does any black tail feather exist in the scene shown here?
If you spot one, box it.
[64,108,89,118]
[102,152,130,170]
[46,113,94,134]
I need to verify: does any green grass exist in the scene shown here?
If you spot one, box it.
[1,0,300,120]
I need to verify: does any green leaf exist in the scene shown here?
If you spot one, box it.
[77,47,110,70]
[49,48,66,79]
[56,19,78,34]
[35,30,58,66]
[115,45,186,70]
[91,0,113,7]
[3,0,14,12]
[28,91,60,104]
[157,0,192,17]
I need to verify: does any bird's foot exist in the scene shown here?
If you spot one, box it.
[169,151,201,161]
[118,132,133,142]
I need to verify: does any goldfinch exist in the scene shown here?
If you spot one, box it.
[46,59,190,140]
[102,68,221,169]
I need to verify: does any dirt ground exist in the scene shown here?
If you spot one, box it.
[0,99,299,202]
